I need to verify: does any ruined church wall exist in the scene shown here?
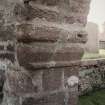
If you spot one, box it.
[79,59,105,95]
[0,0,91,105]
[1,58,105,101]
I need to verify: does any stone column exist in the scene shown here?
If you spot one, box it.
[2,0,91,105]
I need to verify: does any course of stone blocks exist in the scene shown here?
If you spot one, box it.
[79,59,105,95]
[0,0,91,105]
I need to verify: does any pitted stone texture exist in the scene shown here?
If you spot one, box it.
[0,25,15,41]
[16,20,87,70]
[28,0,60,6]
[43,69,62,91]
[16,23,61,43]
[2,93,20,105]
[0,0,15,63]
[0,41,15,62]
[5,70,35,95]
[17,43,84,70]
[5,70,43,96]
[13,0,90,24]
[0,53,15,62]
[16,23,87,43]
[68,87,78,105]
[22,92,65,105]
[64,67,78,87]
[79,59,105,95]
[2,0,91,105]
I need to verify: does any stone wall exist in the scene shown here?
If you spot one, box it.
[1,59,105,103]
[0,0,91,105]
[79,59,105,95]
[0,1,16,104]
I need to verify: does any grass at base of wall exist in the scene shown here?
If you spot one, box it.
[82,49,105,59]
[79,90,105,105]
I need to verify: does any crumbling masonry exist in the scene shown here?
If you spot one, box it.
[0,0,90,105]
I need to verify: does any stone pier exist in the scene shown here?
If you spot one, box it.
[0,0,91,105]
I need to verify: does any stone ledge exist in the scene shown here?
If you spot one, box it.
[16,22,87,43]
[80,58,105,68]
[25,58,105,70]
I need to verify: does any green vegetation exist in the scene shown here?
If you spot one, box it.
[79,90,105,105]
[82,49,105,59]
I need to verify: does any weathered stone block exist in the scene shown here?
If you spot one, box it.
[14,3,59,22]
[64,67,78,79]
[31,70,43,92]
[0,45,4,50]
[0,25,15,41]
[0,53,15,62]
[17,44,53,69]
[22,92,65,105]
[16,24,60,43]
[5,69,43,96]
[67,87,78,105]
[17,43,84,70]
[16,23,87,43]
[14,0,90,24]
[7,44,15,52]
[52,46,84,61]
[0,10,4,27]
[5,70,35,95]
[43,69,62,91]
[63,66,79,88]
[28,0,60,6]
[2,93,20,105]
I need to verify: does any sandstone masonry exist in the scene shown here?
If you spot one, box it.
[0,0,91,105]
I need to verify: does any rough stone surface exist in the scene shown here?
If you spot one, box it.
[1,59,105,103]
[22,92,65,105]
[79,59,105,95]
[0,0,91,105]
